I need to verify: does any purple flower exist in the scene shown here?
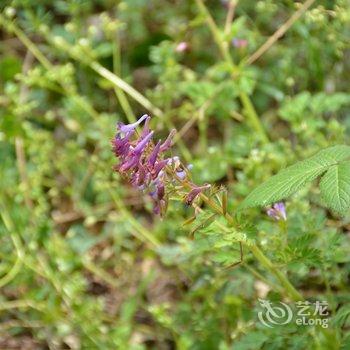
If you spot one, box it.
[118,114,149,134]
[160,129,176,152]
[266,202,287,221]
[176,168,186,180]
[131,163,146,187]
[153,199,166,215]
[112,131,133,158]
[141,115,151,138]
[156,181,165,200]
[118,153,141,172]
[112,114,211,216]
[152,159,169,179]
[148,141,161,167]
[185,184,211,206]
[133,130,154,155]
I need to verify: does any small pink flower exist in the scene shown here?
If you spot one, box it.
[175,42,188,53]
[232,38,248,49]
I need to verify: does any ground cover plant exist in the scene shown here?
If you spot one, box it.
[0,0,350,349]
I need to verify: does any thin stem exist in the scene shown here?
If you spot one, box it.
[239,92,269,144]
[0,202,26,290]
[224,0,238,45]
[195,0,235,67]
[0,254,23,289]
[246,0,316,65]
[90,61,163,118]
[0,15,101,122]
[198,108,208,151]
[0,16,52,71]
[15,51,34,218]
[112,32,136,123]
[224,241,243,269]
[176,85,222,140]
[243,263,283,293]
[194,0,269,144]
[249,245,302,301]
[108,187,161,248]
[0,300,45,312]
[279,219,288,247]
[197,191,303,301]
[82,256,119,289]
[174,174,301,300]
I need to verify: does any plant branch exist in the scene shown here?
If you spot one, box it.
[224,0,238,39]
[197,192,303,301]
[194,0,269,144]
[90,61,163,118]
[246,0,316,65]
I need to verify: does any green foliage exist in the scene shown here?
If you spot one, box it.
[240,145,350,215]
[0,0,349,348]
[320,161,350,215]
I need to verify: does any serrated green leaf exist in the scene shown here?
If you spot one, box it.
[320,161,350,215]
[239,145,350,209]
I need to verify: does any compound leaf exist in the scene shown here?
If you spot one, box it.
[239,145,350,209]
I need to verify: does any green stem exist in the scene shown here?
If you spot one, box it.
[108,187,161,248]
[198,191,303,301]
[112,33,137,124]
[90,61,163,118]
[0,300,45,312]
[194,0,269,144]
[279,218,288,247]
[0,16,52,70]
[243,263,283,293]
[239,92,269,144]
[198,111,208,152]
[249,245,302,301]
[0,15,101,122]
[91,61,194,162]
[0,204,25,289]
[82,257,119,289]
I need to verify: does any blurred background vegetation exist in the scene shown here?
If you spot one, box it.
[0,0,349,349]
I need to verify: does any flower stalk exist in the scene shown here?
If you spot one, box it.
[112,114,303,301]
[196,191,304,302]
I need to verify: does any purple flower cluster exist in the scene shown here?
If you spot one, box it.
[266,202,287,221]
[112,114,209,215]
